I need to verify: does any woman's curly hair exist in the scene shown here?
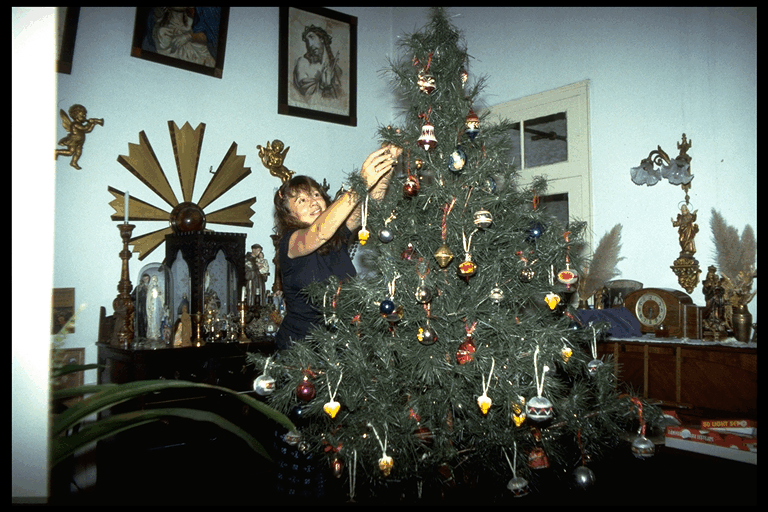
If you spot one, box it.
[273,175,348,255]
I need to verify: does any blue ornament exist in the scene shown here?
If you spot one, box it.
[526,222,545,242]
[380,299,396,315]
[448,146,466,173]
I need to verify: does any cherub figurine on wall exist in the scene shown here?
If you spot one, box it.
[54,104,104,169]
[257,139,295,183]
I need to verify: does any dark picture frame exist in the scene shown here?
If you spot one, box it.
[56,7,80,74]
[131,7,229,79]
[278,6,357,126]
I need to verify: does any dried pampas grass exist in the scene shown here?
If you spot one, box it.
[709,209,756,305]
[578,223,624,300]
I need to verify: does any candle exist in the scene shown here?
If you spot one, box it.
[241,286,246,302]
[124,191,130,224]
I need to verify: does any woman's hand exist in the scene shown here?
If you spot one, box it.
[361,146,401,191]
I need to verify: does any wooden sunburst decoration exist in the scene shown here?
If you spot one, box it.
[108,121,256,260]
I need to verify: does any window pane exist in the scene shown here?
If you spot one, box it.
[524,112,567,169]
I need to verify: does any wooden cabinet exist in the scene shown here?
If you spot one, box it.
[599,338,756,418]
[96,340,273,390]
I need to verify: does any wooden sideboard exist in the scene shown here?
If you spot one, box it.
[96,340,274,390]
[598,336,757,418]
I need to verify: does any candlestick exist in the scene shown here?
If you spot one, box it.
[238,301,250,343]
[124,191,130,224]
[112,223,135,348]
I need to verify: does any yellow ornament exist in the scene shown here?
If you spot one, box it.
[561,345,573,363]
[358,228,370,245]
[477,393,492,415]
[378,455,394,476]
[544,292,561,310]
[323,400,341,419]
[511,399,526,427]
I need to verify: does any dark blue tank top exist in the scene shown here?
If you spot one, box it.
[275,227,356,349]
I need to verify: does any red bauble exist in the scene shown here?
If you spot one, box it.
[296,376,316,402]
[456,336,476,364]
[403,175,420,197]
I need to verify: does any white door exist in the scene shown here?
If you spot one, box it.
[485,80,593,251]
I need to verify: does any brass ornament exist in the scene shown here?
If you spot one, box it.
[55,104,104,170]
[108,121,256,260]
[257,139,295,182]
[434,243,454,268]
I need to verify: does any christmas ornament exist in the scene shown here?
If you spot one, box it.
[380,299,396,315]
[403,174,420,197]
[456,322,477,364]
[476,358,495,415]
[561,341,573,363]
[253,374,276,396]
[330,455,344,478]
[572,465,596,490]
[378,455,394,476]
[296,374,316,402]
[629,396,655,459]
[358,195,370,245]
[519,266,536,283]
[631,435,655,459]
[526,221,545,242]
[378,211,397,243]
[323,372,343,419]
[416,324,438,345]
[503,443,530,498]
[415,283,433,304]
[417,123,437,151]
[517,251,538,283]
[528,447,550,470]
[378,227,394,243]
[527,345,554,422]
[587,325,604,376]
[458,229,478,279]
[489,285,504,304]
[417,70,436,94]
[448,146,466,172]
[557,231,579,290]
[458,258,477,278]
[401,242,415,260]
[544,292,561,310]
[473,209,493,229]
[323,400,341,419]
[368,422,393,476]
[253,356,275,396]
[511,398,526,427]
[465,109,480,140]
[459,66,468,86]
[380,274,403,322]
[434,243,454,268]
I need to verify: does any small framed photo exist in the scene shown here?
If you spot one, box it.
[131,7,229,79]
[278,7,357,126]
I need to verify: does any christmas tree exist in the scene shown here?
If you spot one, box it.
[249,7,660,502]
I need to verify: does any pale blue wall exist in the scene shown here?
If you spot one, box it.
[12,6,756,500]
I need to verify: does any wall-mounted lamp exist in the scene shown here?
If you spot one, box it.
[631,134,700,293]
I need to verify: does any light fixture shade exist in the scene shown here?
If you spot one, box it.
[630,161,661,186]
[663,159,693,185]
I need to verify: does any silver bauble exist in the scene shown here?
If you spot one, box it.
[253,374,276,396]
[526,395,554,422]
[631,435,656,459]
[507,476,530,497]
[572,465,596,490]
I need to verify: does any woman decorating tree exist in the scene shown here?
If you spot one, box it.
[272,145,401,350]
[269,145,401,501]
